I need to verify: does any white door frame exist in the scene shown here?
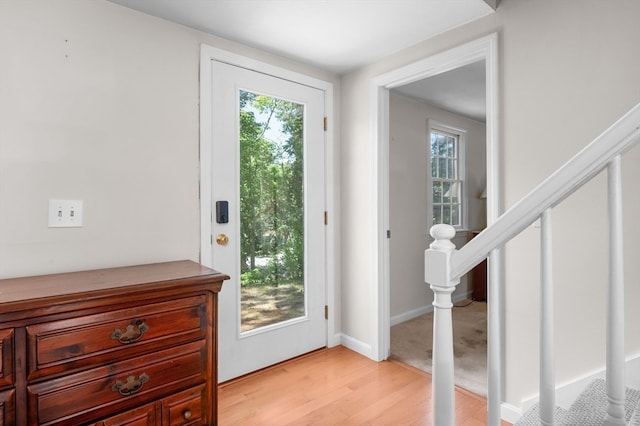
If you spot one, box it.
[199,44,339,348]
[370,32,502,412]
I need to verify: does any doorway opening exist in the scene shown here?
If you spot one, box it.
[387,59,489,396]
[369,33,502,407]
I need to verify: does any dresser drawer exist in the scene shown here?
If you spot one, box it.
[27,295,207,380]
[0,388,15,425]
[95,401,157,426]
[161,384,208,425]
[28,340,207,426]
[0,329,13,387]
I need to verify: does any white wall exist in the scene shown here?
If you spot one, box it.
[389,93,486,319]
[0,1,340,281]
[341,0,640,409]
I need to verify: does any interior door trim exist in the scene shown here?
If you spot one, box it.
[370,33,503,421]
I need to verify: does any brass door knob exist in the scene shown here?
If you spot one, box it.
[216,233,229,245]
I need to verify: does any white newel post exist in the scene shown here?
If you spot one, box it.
[425,224,460,426]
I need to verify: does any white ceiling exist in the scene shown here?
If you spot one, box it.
[108,0,493,121]
[108,0,494,74]
[392,60,487,122]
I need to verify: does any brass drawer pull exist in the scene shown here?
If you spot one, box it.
[110,320,148,344]
[183,409,192,419]
[111,373,149,396]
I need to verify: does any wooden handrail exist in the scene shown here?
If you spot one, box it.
[449,103,640,281]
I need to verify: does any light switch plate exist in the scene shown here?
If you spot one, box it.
[48,200,83,227]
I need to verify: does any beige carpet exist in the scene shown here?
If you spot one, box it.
[390,300,487,396]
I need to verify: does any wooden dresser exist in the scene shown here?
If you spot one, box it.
[0,260,228,425]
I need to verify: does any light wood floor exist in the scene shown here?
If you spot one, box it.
[218,345,511,425]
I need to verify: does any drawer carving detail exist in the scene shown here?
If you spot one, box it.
[110,320,149,344]
[0,329,14,387]
[112,372,150,396]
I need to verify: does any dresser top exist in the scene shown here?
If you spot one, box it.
[0,260,228,311]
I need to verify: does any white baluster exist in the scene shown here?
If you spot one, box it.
[540,209,556,425]
[487,248,502,426]
[604,156,625,426]
[425,224,459,426]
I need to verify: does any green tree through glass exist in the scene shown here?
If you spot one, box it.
[239,91,305,332]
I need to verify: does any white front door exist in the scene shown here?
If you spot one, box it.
[210,61,327,382]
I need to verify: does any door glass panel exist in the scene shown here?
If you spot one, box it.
[239,90,305,333]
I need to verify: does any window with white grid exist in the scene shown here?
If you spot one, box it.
[429,125,465,229]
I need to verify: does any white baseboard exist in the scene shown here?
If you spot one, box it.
[453,290,474,305]
[502,355,640,424]
[501,403,522,424]
[327,332,342,348]
[339,333,374,359]
[389,290,474,326]
[627,353,640,389]
[390,305,433,326]
[341,289,473,358]
[519,354,640,416]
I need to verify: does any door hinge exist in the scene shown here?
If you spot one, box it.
[325,305,329,320]
[324,211,328,225]
[386,229,391,239]
[323,116,328,131]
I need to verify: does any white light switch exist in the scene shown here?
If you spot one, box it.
[48,200,83,227]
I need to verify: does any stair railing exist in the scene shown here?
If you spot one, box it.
[425,102,640,426]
